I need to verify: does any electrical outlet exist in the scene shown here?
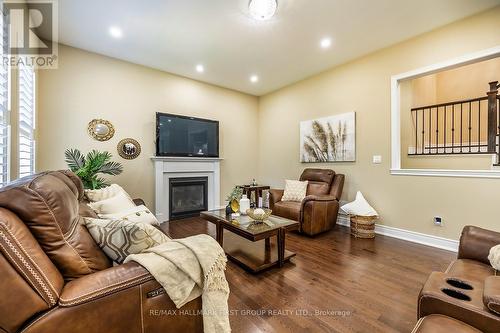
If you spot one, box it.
[434,216,443,226]
[373,155,382,164]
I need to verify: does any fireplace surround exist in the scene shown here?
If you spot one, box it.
[152,156,221,222]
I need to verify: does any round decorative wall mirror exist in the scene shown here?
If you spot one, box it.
[117,138,141,160]
[88,119,115,141]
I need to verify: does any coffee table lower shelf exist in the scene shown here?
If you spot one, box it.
[223,231,296,273]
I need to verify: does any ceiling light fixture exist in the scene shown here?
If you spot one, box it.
[250,75,259,83]
[320,38,332,49]
[248,0,278,21]
[109,26,123,39]
[196,64,204,73]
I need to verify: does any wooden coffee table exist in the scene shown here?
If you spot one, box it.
[200,209,299,273]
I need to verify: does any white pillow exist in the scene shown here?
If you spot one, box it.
[341,191,378,216]
[281,180,308,202]
[488,244,500,271]
[99,205,160,227]
[88,192,136,215]
[84,217,170,263]
[85,184,131,202]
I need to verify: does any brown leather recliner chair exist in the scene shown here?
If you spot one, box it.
[418,226,500,333]
[0,171,203,333]
[269,168,344,236]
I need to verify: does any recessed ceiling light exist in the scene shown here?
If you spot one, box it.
[109,26,123,39]
[196,64,204,73]
[249,0,278,21]
[320,37,332,49]
[250,75,259,83]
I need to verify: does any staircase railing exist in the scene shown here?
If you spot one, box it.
[409,81,499,160]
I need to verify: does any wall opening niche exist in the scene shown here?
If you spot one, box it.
[391,46,500,178]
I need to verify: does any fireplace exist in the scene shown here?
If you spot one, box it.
[169,177,208,220]
[152,156,221,222]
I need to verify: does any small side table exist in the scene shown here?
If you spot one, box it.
[238,185,270,208]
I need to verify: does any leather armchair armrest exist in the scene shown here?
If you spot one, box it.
[269,189,284,209]
[301,195,337,204]
[300,197,340,236]
[59,262,153,307]
[458,226,500,265]
[133,198,146,206]
[484,276,500,315]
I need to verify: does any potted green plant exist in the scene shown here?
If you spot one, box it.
[64,148,123,189]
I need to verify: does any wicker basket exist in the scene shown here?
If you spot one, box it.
[350,215,378,239]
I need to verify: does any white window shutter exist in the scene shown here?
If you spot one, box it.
[18,62,35,178]
[0,10,10,186]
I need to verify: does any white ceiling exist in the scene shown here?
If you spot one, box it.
[58,0,500,96]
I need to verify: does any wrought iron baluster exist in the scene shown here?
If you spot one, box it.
[444,105,447,154]
[469,102,472,153]
[415,109,418,155]
[452,105,455,153]
[436,107,439,154]
[422,109,425,154]
[478,100,481,153]
[429,107,431,154]
[460,103,463,153]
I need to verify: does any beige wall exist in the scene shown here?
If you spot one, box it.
[37,45,259,208]
[436,56,500,103]
[257,7,500,239]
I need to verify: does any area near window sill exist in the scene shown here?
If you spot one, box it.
[391,168,500,178]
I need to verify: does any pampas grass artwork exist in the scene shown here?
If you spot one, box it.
[300,112,356,162]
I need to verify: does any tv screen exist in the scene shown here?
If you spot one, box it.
[156,113,219,157]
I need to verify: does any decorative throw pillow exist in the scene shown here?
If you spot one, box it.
[341,191,378,216]
[281,180,308,202]
[99,205,161,227]
[85,184,131,202]
[83,217,170,263]
[88,192,136,215]
[488,244,500,271]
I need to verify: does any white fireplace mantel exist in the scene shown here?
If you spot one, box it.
[152,156,222,221]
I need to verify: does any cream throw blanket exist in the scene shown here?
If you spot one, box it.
[124,234,230,333]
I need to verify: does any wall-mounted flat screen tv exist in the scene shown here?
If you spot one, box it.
[156,112,219,157]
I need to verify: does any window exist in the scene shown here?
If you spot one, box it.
[18,63,35,178]
[0,10,9,186]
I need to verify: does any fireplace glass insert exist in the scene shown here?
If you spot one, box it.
[169,177,208,220]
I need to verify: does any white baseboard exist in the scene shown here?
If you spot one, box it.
[337,215,458,252]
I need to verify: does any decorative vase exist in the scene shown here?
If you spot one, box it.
[225,203,232,216]
[239,195,250,215]
[230,199,240,213]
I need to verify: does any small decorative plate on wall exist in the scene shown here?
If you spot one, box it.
[117,138,141,160]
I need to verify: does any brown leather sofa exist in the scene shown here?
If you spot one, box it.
[418,226,500,333]
[0,171,203,333]
[412,315,482,333]
[269,168,344,236]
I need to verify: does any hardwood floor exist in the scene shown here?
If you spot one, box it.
[160,218,455,333]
